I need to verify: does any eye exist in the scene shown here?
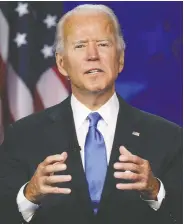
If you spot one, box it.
[75,44,86,49]
[98,42,109,47]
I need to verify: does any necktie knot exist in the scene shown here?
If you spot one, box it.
[88,112,101,128]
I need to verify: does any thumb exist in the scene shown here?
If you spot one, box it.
[119,146,132,156]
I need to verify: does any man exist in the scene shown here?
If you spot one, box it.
[0,4,182,224]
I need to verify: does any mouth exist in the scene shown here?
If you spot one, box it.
[84,68,104,75]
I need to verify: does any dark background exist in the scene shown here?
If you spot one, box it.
[63,1,182,125]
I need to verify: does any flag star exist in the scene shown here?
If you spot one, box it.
[41,45,54,58]
[43,14,57,29]
[14,33,27,47]
[15,2,29,17]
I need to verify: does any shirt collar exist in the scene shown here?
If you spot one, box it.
[71,93,119,130]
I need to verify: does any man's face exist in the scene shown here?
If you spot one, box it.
[56,12,124,96]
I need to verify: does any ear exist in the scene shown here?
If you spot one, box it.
[118,51,124,73]
[55,53,68,77]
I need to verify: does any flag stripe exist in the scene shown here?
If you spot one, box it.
[0,8,8,140]
[0,98,4,144]
[0,9,9,62]
[7,64,34,121]
[0,54,6,90]
[0,2,70,129]
[34,89,45,113]
[36,68,69,108]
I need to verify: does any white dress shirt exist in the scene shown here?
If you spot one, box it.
[17,93,165,222]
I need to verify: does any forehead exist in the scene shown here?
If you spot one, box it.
[63,12,116,41]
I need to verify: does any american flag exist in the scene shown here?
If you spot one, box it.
[0,2,70,143]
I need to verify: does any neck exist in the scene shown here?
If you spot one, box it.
[72,88,115,111]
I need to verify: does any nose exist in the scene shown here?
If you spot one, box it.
[86,42,99,61]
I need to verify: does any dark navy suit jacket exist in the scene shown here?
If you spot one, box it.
[0,95,182,224]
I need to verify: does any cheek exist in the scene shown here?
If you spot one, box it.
[111,53,121,72]
[103,58,120,75]
[63,56,78,74]
[63,59,84,82]
[101,50,119,70]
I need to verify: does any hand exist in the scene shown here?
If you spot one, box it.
[114,146,160,200]
[25,152,71,204]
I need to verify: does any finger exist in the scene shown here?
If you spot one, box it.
[114,162,140,173]
[43,163,67,175]
[116,182,145,191]
[114,171,140,181]
[119,146,132,156]
[61,152,68,160]
[45,175,72,185]
[49,153,68,174]
[42,186,71,194]
[43,152,68,166]
[119,154,143,165]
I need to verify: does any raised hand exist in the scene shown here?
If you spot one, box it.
[25,152,71,204]
[114,146,160,200]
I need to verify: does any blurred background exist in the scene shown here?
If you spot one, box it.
[0,1,182,143]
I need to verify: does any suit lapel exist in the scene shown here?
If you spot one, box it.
[41,95,143,216]
[99,96,143,209]
[42,97,93,217]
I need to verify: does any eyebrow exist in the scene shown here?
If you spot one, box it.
[96,39,112,43]
[72,40,88,45]
[72,39,112,45]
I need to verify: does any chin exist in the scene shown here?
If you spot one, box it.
[83,81,114,94]
[86,85,104,92]
[86,86,111,95]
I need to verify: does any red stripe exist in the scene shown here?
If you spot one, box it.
[34,89,45,113]
[0,125,4,144]
[8,110,15,123]
[0,56,15,124]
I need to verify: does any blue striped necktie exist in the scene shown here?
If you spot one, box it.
[85,112,107,213]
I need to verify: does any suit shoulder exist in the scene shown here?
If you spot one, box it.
[132,106,182,135]
[8,97,70,131]
[118,95,181,133]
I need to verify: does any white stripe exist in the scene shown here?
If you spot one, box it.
[7,64,34,121]
[0,9,9,62]
[36,68,69,108]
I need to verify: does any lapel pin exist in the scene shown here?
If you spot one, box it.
[132,131,140,136]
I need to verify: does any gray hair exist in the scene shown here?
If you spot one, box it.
[54,4,126,54]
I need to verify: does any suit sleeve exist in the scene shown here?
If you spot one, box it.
[0,124,29,224]
[157,126,182,224]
